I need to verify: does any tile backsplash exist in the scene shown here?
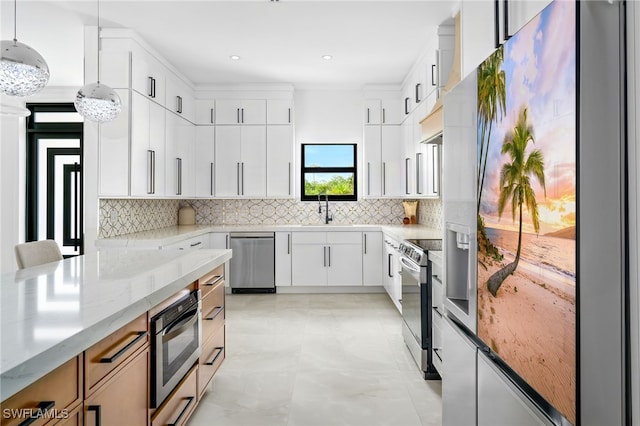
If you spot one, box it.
[99,198,443,238]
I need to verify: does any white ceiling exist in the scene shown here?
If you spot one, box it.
[1,0,458,88]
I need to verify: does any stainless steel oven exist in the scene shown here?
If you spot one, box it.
[399,239,441,380]
[150,290,201,408]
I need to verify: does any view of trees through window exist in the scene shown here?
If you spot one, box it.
[301,144,357,201]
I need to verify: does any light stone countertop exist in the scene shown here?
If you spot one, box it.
[95,224,443,248]
[0,248,232,401]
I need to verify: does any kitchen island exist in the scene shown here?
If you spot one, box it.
[0,248,231,402]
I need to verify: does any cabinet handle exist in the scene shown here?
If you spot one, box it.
[241,108,244,123]
[210,163,219,196]
[328,246,331,267]
[204,306,224,321]
[18,401,55,426]
[287,233,291,254]
[382,108,386,124]
[226,234,229,249]
[405,158,410,195]
[241,162,245,195]
[100,331,147,363]
[433,348,443,362]
[415,83,422,103]
[204,275,224,287]
[323,246,327,267]
[205,347,224,366]
[432,145,439,194]
[176,158,182,195]
[382,162,386,195]
[87,405,101,426]
[367,162,371,196]
[176,96,182,114]
[388,253,393,277]
[404,97,409,115]
[288,162,292,196]
[147,76,154,97]
[147,150,154,194]
[494,0,500,48]
[367,107,370,124]
[210,108,214,124]
[432,306,444,318]
[503,0,511,41]
[190,241,202,248]
[168,396,195,426]
[236,108,240,123]
[416,152,423,195]
[236,163,240,195]
[288,107,291,123]
[364,233,367,254]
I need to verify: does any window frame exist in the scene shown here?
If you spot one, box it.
[300,143,358,202]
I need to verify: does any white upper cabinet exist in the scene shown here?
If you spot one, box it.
[195,100,216,125]
[364,126,382,197]
[214,125,266,197]
[215,99,266,125]
[266,126,294,198]
[99,89,130,197]
[267,99,293,125]
[364,100,382,125]
[165,112,195,197]
[402,120,415,196]
[195,126,215,197]
[381,125,403,197]
[365,99,402,125]
[165,76,195,123]
[131,52,166,107]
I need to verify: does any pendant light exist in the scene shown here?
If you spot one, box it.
[0,0,50,97]
[74,0,120,123]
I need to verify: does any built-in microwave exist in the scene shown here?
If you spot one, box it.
[150,290,201,408]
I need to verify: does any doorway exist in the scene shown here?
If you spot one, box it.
[25,104,83,257]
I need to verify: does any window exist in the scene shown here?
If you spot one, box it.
[301,144,357,201]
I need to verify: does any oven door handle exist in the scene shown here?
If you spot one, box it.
[162,310,199,342]
[399,256,421,273]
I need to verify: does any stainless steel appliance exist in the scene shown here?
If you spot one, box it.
[229,232,275,293]
[399,238,442,379]
[150,290,201,408]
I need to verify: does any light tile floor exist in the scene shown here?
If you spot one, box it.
[189,293,442,426]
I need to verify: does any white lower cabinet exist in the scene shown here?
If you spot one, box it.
[383,235,401,311]
[291,232,363,286]
[275,232,292,286]
[362,232,383,286]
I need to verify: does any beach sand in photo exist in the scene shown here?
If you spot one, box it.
[477,252,576,424]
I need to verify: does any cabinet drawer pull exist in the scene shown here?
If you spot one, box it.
[168,396,195,426]
[87,404,101,426]
[204,306,224,321]
[433,348,443,362]
[147,77,154,97]
[205,347,224,366]
[100,331,147,363]
[432,306,443,318]
[404,97,409,115]
[388,253,393,277]
[204,275,224,287]
[18,401,55,426]
[288,107,291,123]
[190,241,202,248]
[415,83,422,102]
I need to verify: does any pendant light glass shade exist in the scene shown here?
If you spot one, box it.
[0,39,50,97]
[75,81,121,123]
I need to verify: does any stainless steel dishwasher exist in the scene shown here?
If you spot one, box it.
[229,232,275,293]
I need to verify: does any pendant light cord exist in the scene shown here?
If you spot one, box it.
[13,0,17,42]
[96,0,101,83]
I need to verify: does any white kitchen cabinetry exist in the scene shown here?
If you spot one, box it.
[402,120,415,196]
[362,232,383,286]
[364,125,403,198]
[165,112,195,197]
[195,126,215,197]
[267,99,293,125]
[165,76,195,123]
[275,232,292,286]
[131,52,165,107]
[131,91,166,197]
[210,233,229,249]
[195,100,216,125]
[291,232,363,286]
[266,126,294,198]
[365,99,402,126]
[383,235,401,311]
[214,125,267,197]
[215,99,266,125]
[99,89,130,197]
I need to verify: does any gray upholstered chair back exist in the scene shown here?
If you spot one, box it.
[15,240,63,269]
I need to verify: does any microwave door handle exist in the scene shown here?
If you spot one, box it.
[162,310,198,342]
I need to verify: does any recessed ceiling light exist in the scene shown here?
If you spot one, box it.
[230,55,241,60]
[322,55,333,60]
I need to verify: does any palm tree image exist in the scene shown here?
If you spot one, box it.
[486,107,546,297]
[477,47,507,214]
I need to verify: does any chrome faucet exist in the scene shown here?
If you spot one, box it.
[318,194,333,224]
